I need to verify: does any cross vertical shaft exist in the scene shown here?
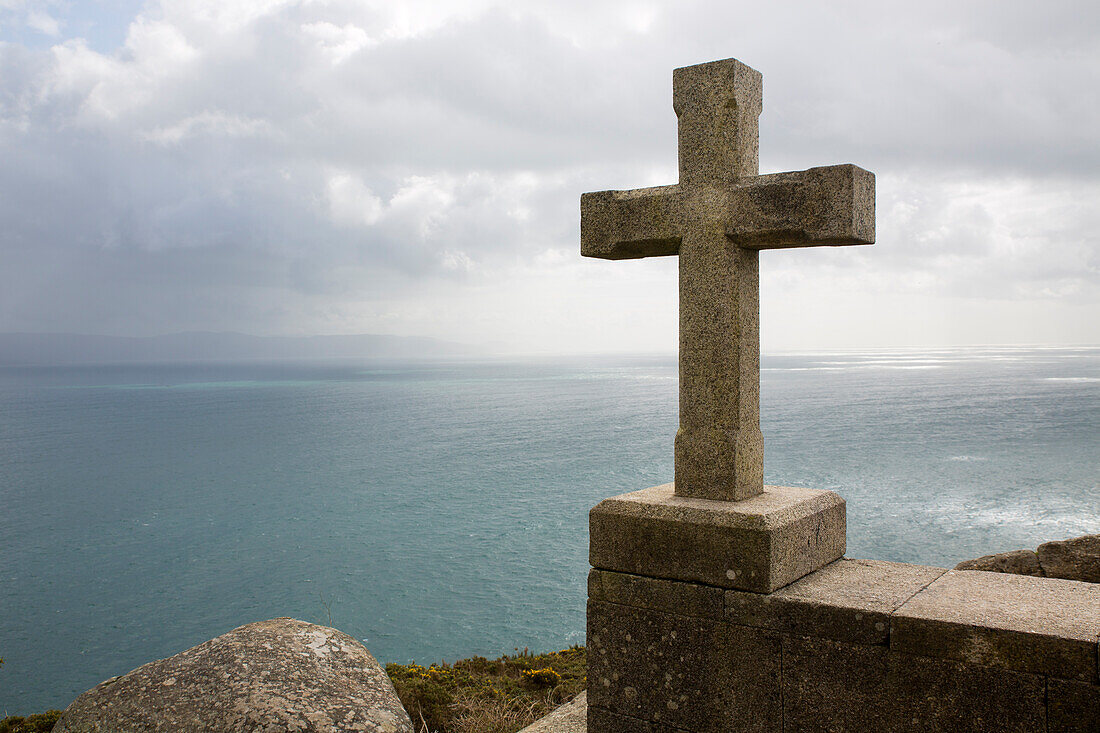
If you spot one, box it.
[674,59,764,500]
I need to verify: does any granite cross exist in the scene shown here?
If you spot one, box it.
[581,58,875,502]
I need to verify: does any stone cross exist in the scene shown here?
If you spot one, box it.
[581,58,875,502]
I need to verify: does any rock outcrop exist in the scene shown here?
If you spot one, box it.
[52,618,414,733]
[956,533,1099,583]
[955,548,1043,576]
[1037,534,1100,583]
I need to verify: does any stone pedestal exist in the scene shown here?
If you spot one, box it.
[589,483,846,594]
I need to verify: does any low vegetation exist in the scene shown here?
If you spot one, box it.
[0,711,61,733]
[386,646,586,733]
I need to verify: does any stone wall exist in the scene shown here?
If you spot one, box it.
[587,559,1100,732]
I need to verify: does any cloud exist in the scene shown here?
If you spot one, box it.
[25,9,58,36]
[762,173,1100,300]
[301,21,375,64]
[0,0,1097,350]
[1,2,65,40]
[325,171,384,227]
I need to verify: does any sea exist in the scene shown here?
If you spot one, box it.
[1,346,1097,715]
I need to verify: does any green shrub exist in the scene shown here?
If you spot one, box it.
[521,668,561,687]
[387,646,585,733]
[0,711,63,733]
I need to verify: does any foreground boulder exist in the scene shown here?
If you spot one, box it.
[53,618,414,733]
[955,533,1100,583]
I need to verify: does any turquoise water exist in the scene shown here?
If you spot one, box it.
[1,348,1097,714]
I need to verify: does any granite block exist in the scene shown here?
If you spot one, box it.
[589,570,723,620]
[783,635,1047,732]
[1048,677,1100,732]
[725,558,946,644]
[892,570,1100,681]
[726,165,876,249]
[587,600,780,732]
[589,483,845,593]
[588,705,692,733]
[580,186,682,260]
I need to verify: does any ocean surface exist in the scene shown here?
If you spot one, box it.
[1,347,1098,714]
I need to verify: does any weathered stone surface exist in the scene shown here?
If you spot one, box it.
[580,57,875,502]
[892,570,1100,682]
[580,166,876,259]
[1048,678,1100,732]
[674,58,760,188]
[956,549,1043,575]
[588,706,683,733]
[588,600,781,732]
[53,618,414,733]
[1040,534,1100,583]
[590,483,845,593]
[783,635,1047,732]
[589,569,723,620]
[518,692,587,733]
[725,558,946,644]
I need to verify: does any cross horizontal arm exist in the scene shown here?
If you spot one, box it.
[728,164,875,249]
[581,185,683,260]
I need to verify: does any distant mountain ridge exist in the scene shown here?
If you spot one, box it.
[0,332,479,365]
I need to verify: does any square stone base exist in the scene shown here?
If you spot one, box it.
[589,483,845,593]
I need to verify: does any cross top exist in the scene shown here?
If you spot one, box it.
[674,58,761,186]
[582,58,875,502]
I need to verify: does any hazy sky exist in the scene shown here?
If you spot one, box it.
[1,1,1097,353]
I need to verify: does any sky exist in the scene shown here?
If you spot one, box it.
[0,0,1097,354]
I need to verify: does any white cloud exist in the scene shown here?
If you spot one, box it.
[302,21,374,64]
[325,171,384,226]
[25,9,58,36]
[45,18,199,122]
[156,0,296,35]
[0,0,1097,350]
[874,174,1100,301]
[440,249,474,271]
[142,110,274,144]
